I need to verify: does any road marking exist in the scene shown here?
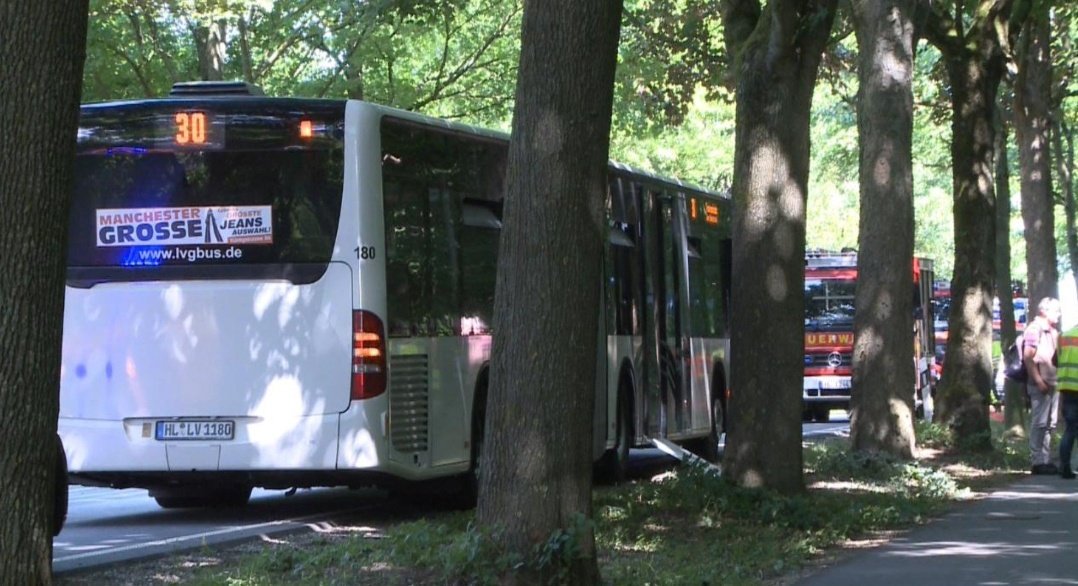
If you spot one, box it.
[53,507,368,566]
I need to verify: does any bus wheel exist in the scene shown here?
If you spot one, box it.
[463,403,484,507]
[451,380,487,509]
[684,392,724,464]
[53,436,69,536]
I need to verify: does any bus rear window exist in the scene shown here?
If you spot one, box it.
[67,102,345,285]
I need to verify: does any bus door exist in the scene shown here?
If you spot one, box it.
[642,189,691,437]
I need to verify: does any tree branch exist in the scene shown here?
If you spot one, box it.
[918,2,963,55]
[721,0,762,59]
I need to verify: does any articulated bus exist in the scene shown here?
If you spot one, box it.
[59,82,732,510]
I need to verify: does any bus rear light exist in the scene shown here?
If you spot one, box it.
[351,310,386,400]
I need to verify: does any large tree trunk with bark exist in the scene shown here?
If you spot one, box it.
[1015,5,1057,304]
[0,0,88,582]
[922,0,1023,450]
[849,0,918,459]
[475,1,622,583]
[720,0,837,492]
[932,45,1004,451]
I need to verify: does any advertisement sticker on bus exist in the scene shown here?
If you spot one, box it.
[95,205,273,247]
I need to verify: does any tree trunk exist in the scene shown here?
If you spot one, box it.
[0,0,88,582]
[345,59,365,100]
[475,1,622,583]
[933,47,1003,451]
[995,111,1017,354]
[236,14,255,83]
[194,20,227,81]
[849,0,918,458]
[720,0,837,492]
[997,111,1028,436]
[1015,5,1057,304]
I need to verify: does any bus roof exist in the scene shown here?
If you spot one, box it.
[81,94,730,203]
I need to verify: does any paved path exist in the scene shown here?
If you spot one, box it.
[797,474,1078,585]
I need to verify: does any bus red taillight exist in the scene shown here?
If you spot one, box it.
[351,310,386,400]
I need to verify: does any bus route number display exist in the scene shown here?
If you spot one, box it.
[174,111,211,146]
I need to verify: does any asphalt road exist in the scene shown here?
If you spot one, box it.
[53,485,393,574]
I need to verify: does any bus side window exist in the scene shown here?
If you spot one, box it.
[460,201,501,335]
[381,119,507,338]
[383,180,430,337]
[686,223,728,337]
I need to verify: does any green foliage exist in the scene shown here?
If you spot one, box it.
[610,89,735,192]
[616,0,726,131]
[83,0,200,101]
[805,441,959,499]
[82,0,521,125]
[204,533,378,585]
[385,517,507,584]
[805,441,905,481]
[531,514,594,583]
[79,0,1078,285]
[807,87,860,252]
[592,453,953,585]
[916,419,1028,474]
[915,419,954,449]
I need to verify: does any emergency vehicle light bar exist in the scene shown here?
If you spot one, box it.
[805,249,858,268]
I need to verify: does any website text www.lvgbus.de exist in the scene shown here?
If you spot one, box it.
[136,246,244,263]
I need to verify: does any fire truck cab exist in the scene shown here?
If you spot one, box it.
[803,251,936,422]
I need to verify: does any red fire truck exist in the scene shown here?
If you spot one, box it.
[802,251,936,422]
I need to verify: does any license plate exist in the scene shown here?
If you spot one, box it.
[819,379,851,390]
[155,420,235,441]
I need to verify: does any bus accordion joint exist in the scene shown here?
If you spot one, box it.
[352,310,387,400]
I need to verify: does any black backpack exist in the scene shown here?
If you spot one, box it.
[1003,337,1027,383]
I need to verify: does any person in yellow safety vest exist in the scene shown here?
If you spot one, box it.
[1057,324,1078,479]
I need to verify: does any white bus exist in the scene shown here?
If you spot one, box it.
[59,82,732,508]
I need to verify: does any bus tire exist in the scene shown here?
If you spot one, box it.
[697,393,725,464]
[464,396,485,507]
[456,375,487,508]
[53,436,69,536]
[685,371,724,464]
